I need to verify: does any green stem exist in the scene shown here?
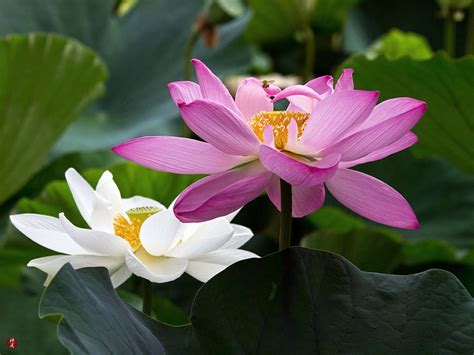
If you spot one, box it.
[466,2,474,55]
[279,179,293,251]
[444,17,456,57]
[303,26,315,82]
[142,279,153,316]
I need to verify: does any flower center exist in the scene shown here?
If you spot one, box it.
[248,111,309,150]
[113,206,161,251]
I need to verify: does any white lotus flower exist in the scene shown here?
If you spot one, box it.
[10,168,165,287]
[10,168,258,287]
[125,207,259,283]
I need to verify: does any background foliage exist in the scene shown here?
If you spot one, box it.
[0,0,473,353]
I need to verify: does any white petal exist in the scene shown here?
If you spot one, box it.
[139,209,181,256]
[186,249,259,282]
[9,214,87,254]
[96,171,122,211]
[125,249,188,283]
[220,224,254,249]
[89,193,114,233]
[120,196,167,212]
[110,264,133,287]
[28,254,124,286]
[65,168,95,225]
[59,213,129,256]
[165,217,233,259]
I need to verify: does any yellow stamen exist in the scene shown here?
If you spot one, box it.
[113,206,160,251]
[248,111,309,150]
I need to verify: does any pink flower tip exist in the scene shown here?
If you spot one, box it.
[408,219,421,230]
[191,58,204,66]
[420,101,428,113]
[111,137,143,157]
[111,142,129,157]
[167,82,177,90]
[173,202,199,223]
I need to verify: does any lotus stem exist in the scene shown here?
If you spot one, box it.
[304,26,315,82]
[444,17,456,57]
[279,179,293,250]
[142,279,153,316]
[466,2,474,55]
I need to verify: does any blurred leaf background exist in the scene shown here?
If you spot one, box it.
[0,0,473,353]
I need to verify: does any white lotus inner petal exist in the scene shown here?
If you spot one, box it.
[113,206,161,251]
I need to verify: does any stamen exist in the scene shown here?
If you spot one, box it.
[113,206,161,251]
[248,111,309,149]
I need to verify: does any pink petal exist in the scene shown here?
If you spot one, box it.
[192,58,240,115]
[286,75,333,112]
[335,69,354,92]
[112,136,249,174]
[174,163,272,222]
[259,145,340,187]
[263,84,281,96]
[319,101,426,162]
[340,132,418,168]
[306,75,334,97]
[326,168,419,229]
[167,81,202,105]
[267,175,325,217]
[300,90,379,151]
[178,99,260,156]
[359,97,427,130]
[235,77,273,120]
[272,85,322,113]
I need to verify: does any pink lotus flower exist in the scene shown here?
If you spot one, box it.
[113,59,426,229]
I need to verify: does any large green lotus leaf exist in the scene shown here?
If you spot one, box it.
[0,0,251,155]
[341,54,474,174]
[366,28,433,60]
[0,33,106,204]
[398,240,474,295]
[300,224,474,294]
[40,248,474,354]
[358,152,474,248]
[304,205,474,290]
[39,266,167,354]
